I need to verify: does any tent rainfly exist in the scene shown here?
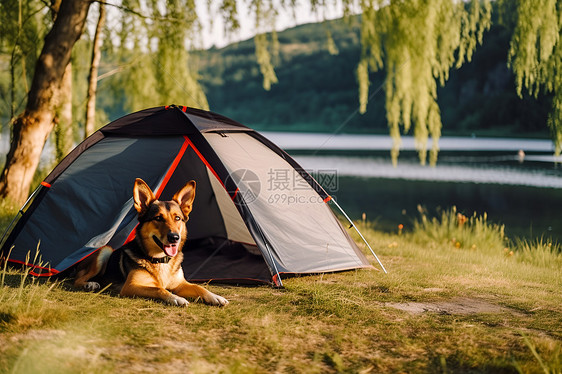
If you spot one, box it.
[0,105,384,286]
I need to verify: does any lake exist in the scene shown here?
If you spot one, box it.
[2,131,561,242]
[262,132,562,242]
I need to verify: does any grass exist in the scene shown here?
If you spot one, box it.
[0,207,561,373]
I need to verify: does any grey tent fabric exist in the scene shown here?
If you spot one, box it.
[204,132,369,274]
[0,105,373,285]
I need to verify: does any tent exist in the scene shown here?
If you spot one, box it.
[0,105,381,286]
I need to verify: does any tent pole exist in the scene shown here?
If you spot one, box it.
[266,243,283,287]
[330,198,388,274]
[247,212,283,287]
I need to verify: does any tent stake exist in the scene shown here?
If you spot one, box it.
[330,198,388,274]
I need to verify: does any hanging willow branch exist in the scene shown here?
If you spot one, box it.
[505,0,562,155]
[250,0,279,91]
[357,0,491,165]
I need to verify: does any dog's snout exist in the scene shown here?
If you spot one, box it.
[167,232,180,243]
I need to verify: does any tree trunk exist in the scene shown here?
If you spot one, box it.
[85,2,106,139]
[54,62,74,162]
[0,0,92,206]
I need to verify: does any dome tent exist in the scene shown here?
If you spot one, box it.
[0,105,381,286]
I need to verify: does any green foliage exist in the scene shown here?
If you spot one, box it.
[358,0,492,165]
[152,0,209,109]
[513,237,562,269]
[2,0,562,167]
[412,206,507,253]
[0,198,18,230]
[0,0,47,125]
[254,32,279,91]
[504,0,562,155]
[250,0,280,91]
[71,37,91,133]
[198,17,550,138]
[96,0,209,118]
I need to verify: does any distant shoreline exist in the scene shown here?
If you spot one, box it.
[261,132,556,153]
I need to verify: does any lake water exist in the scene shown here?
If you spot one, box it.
[262,132,562,242]
[2,131,561,241]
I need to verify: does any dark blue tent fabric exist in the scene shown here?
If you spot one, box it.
[10,136,185,273]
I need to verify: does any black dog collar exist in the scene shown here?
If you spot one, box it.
[150,235,174,263]
[126,239,173,264]
[148,256,172,264]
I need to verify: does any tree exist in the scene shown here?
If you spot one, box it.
[51,0,75,162]
[152,1,208,109]
[0,0,45,124]
[502,0,562,155]
[1,0,561,206]
[356,0,492,165]
[84,1,105,138]
[0,0,92,205]
[54,63,74,162]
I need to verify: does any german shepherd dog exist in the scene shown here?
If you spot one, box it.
[73,178,228,307]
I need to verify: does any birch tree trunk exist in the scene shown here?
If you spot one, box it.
[54,62,74,162]
[84,2,105,139]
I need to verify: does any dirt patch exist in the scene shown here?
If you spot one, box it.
[385,297,520,315]
[8,329,67,343]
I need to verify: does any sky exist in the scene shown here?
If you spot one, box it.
[195,0,348,49]
[93,1,349,51]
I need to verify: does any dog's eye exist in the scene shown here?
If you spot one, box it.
[174,216,181,221]
[153,216,164,222]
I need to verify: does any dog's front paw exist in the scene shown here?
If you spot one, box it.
[165,294,189,307]
[204,292,229,307]
[83,282,100,292]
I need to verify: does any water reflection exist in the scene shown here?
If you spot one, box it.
[260,132,562,241]
[293,154,562,188]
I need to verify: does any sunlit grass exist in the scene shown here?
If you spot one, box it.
[513,237,562,269]
[411,205,507,253]
[0,246,62,333]
[0,204,561,373]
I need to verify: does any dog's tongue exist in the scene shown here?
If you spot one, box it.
[163,244,178,257]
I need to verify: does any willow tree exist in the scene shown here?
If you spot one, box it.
[356,0,492,165]
[503,0,562,155]
[152,0,208,109]
[100,0,208,113]
[2,0,559,207]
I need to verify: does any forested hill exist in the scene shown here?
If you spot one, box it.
[197,17,551,137]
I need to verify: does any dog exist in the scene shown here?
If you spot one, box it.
[73,178,228,307]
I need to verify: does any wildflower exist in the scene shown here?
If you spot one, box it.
[455,241,461,249]
[388,242,398,248]
[457,213,468,227]
[398,224,404,235]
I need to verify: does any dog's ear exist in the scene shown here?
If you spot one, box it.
[173,180,196,217]
[133,178,156,214]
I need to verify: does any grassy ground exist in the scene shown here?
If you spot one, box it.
[0,208,561,373]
